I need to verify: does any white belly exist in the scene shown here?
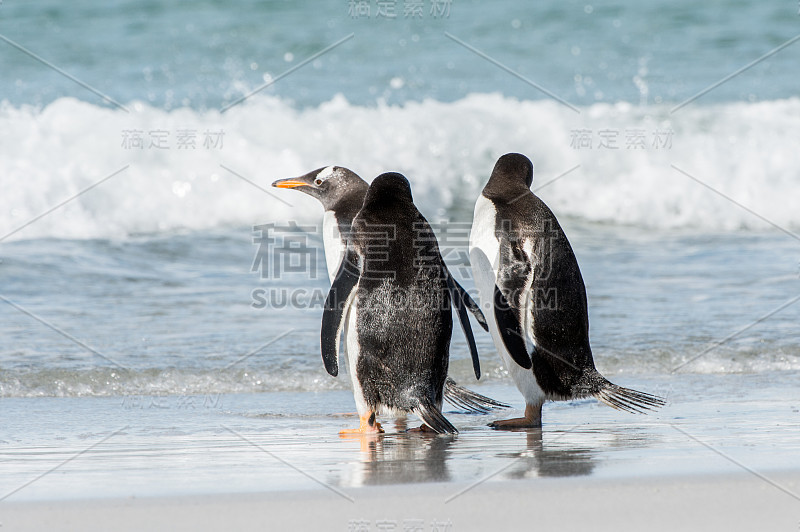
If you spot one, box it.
[322,210,344,283]
[469,195,545,405]
[344,301,368,416]
[322,210,363,400]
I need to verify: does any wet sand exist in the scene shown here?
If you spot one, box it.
[3,471,799,531]
[3,375,800,530]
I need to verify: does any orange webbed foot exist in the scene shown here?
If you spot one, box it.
[488,403,543,430]
[339,412,384,437]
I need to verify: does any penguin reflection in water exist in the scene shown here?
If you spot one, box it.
[469,153,665,428]
[322,173,474,434]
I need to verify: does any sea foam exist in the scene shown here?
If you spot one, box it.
[2,94,799,241]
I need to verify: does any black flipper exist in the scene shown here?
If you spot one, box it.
[415,398,458,434]
[449,275,488,331]
[443,377,510,413]
[444,267,481,380]
[493,284,533,369]
[320,249,360,377]
[492,237,536,370]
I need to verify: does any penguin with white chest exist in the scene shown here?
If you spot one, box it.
[273,166,368,283]
[273,166,507,414]
[322,172,468,434]
[469,153,665,428]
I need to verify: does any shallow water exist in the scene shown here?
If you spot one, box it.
[2,223,798,398]
[2,373,799,502]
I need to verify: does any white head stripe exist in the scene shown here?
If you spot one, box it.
[316,166,336,182]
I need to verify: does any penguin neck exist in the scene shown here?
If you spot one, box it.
[328,201,359,229]
[481,180,531,205]
[326,180,368,222]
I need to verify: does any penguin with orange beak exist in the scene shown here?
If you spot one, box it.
[273,166,507,416]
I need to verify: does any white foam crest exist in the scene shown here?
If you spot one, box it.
[0,367,350,398]
[2,347,798,397]
[2,94,799,241]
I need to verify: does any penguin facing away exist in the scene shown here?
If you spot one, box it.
[469,153,665,428]
[322,172,468,434]
[272,166,507,414]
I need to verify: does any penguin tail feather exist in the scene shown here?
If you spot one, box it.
[593,381,666,414]
[415,400,458,434]
[443,377,510,414]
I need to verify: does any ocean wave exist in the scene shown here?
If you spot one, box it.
[2,347,798,398]
[2,94,799,241]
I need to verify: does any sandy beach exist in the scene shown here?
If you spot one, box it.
[3,472,799,532]
[3,376,800,530]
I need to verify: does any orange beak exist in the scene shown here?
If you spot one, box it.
[272,179,309,189]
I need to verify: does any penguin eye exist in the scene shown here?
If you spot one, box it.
[314,178,324,186]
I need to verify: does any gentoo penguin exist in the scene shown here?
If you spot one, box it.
[469,153,665,428]
[322,172,467,434]
[272,166,507,414]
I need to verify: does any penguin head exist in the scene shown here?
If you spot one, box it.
[362,172,414,209]
[272,166,368,210]
[484,153,535,199]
